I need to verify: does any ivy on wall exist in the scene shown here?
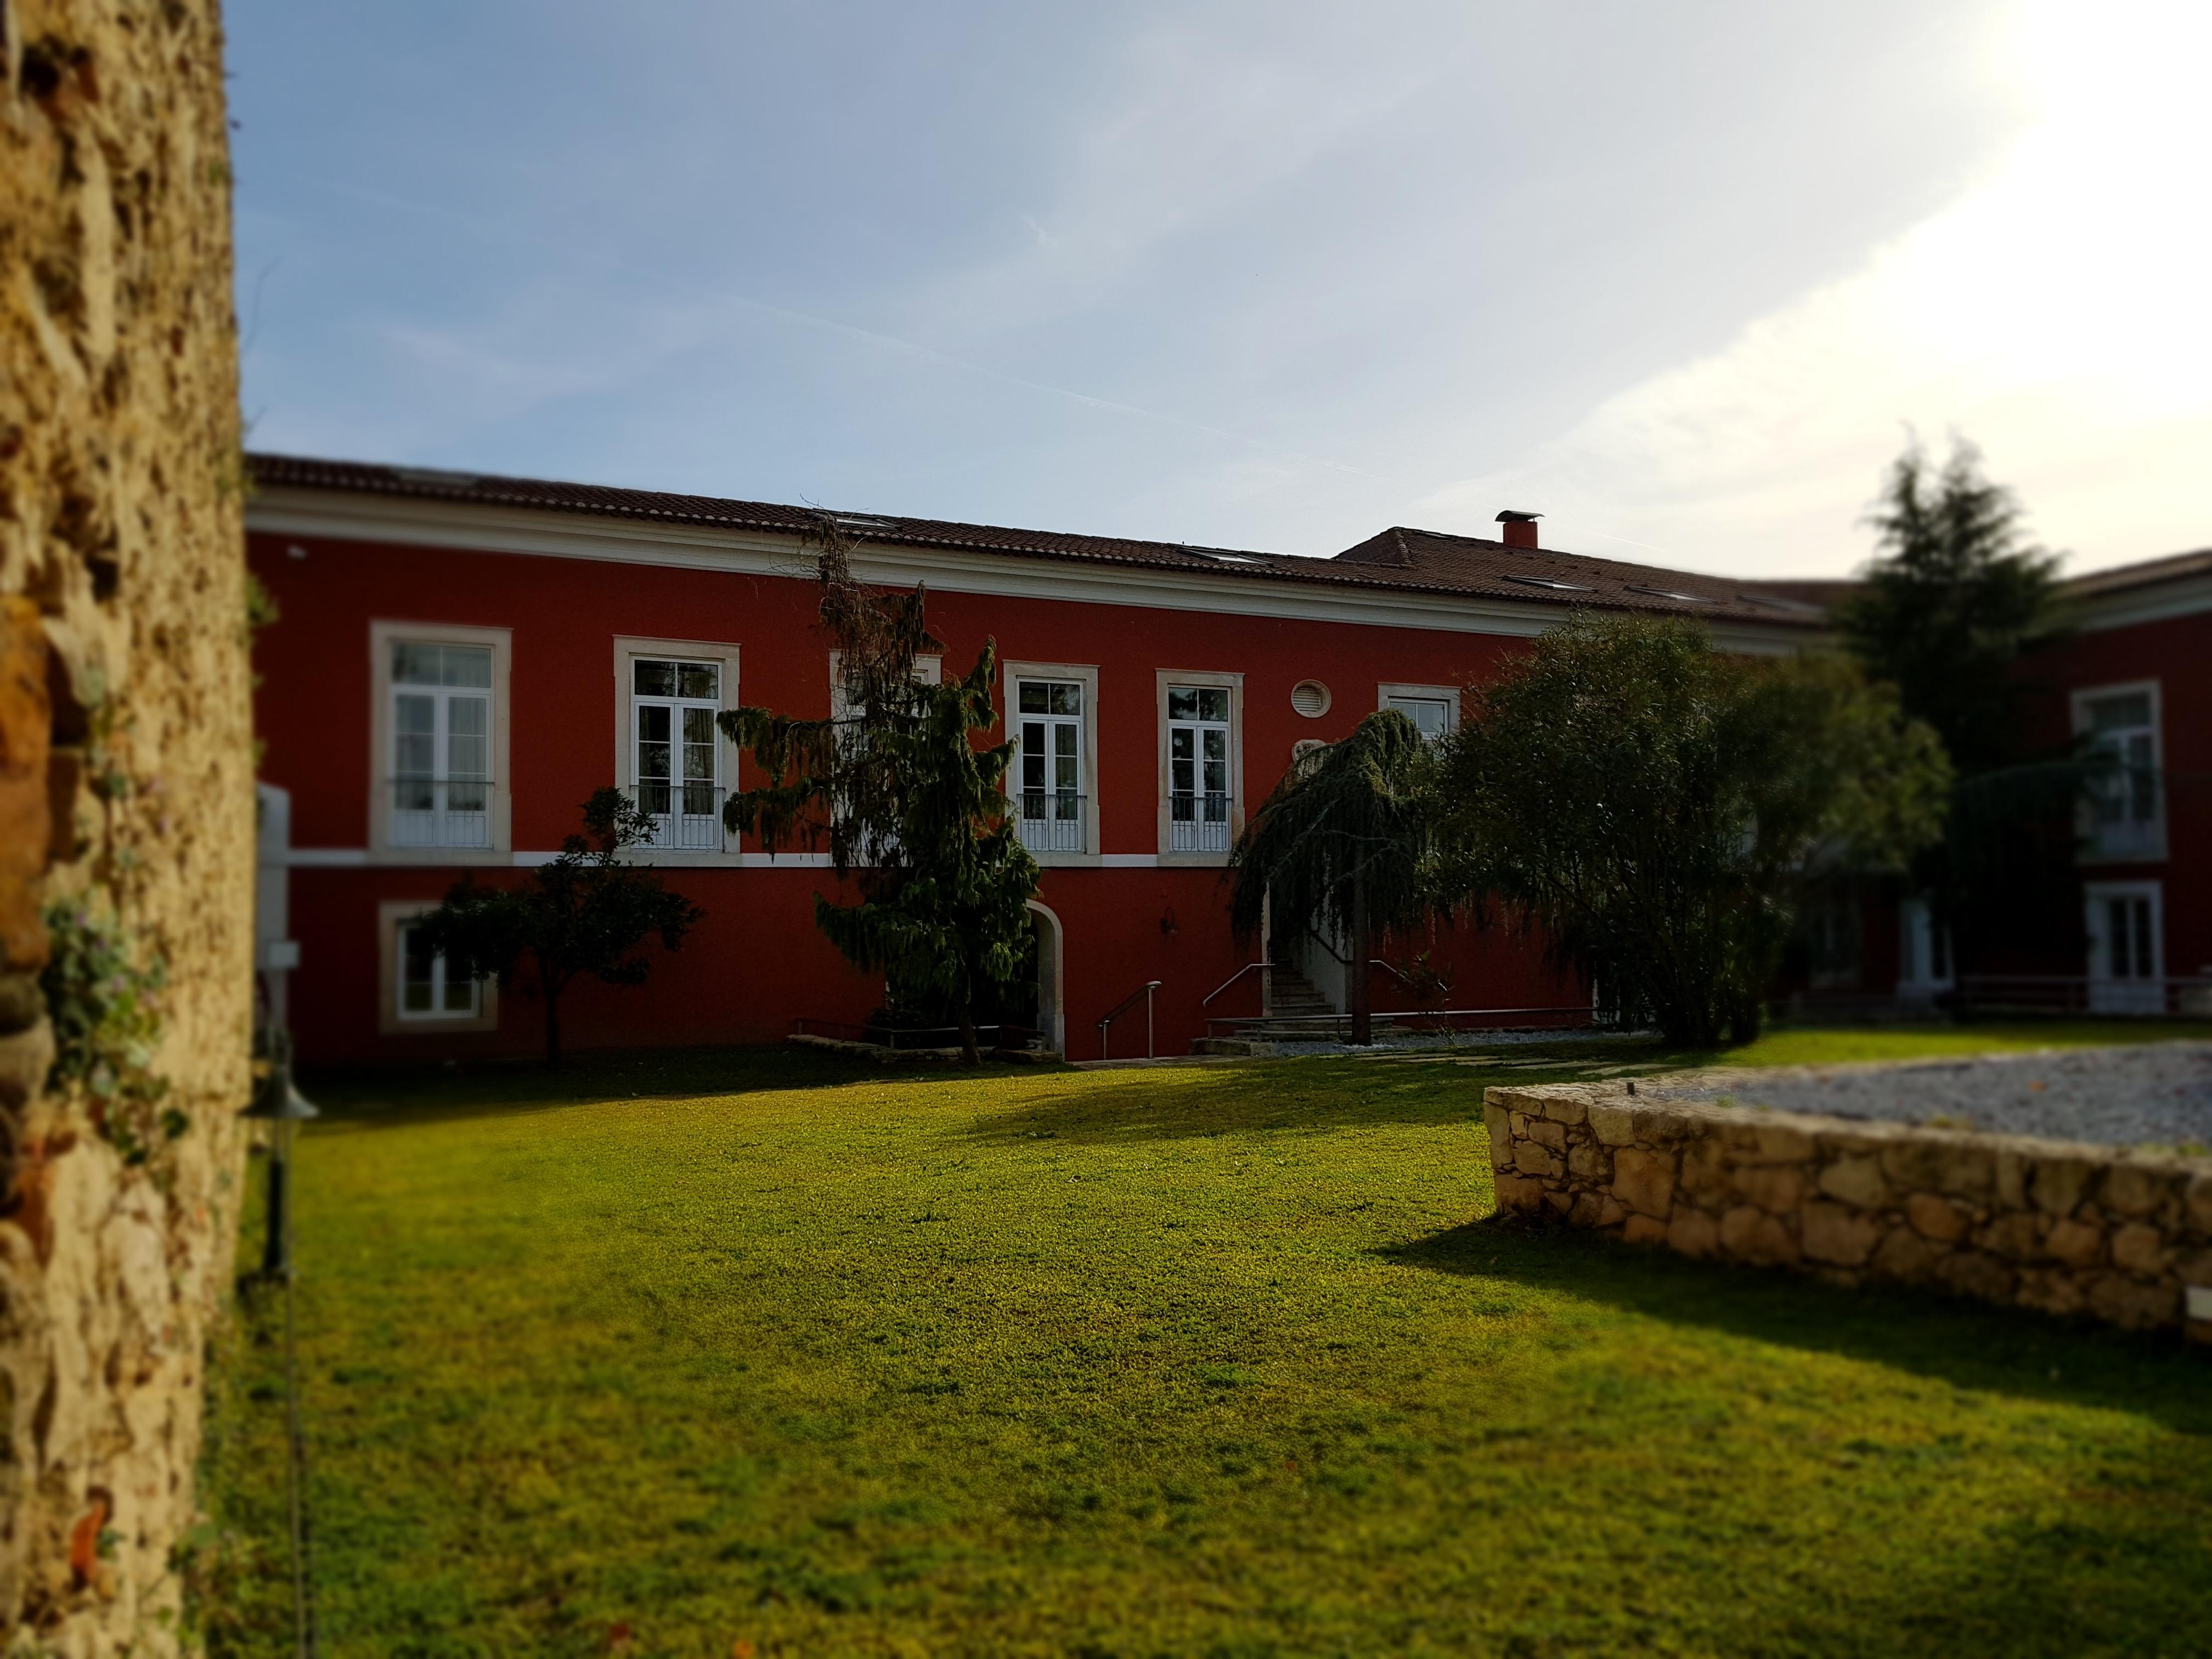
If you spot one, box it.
[40,900,177,1165]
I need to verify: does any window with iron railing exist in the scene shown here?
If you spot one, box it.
[389,641,493,848]
[1167,685,1232,853]
[1015,679,1085,854]
[2081,687,2161,859]
[633,657,724,851]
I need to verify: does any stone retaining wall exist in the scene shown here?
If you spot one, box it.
[1484,1081,2212,1342]
[2,3,253,1651]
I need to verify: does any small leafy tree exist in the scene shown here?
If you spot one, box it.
[722,517,1040,1065]
[1434,614,1949,1047]
[413,789,703,1064]
[1227,710,1437,1045]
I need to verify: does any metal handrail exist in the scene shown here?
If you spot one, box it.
[1205,1003,1599,1036]
[1097,979,1162,1060]
[1203,961,1269,1006]
[387,776,494,849]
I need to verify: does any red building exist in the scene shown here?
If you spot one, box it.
[245,456,1825,1062]
[2004,549,2212,1012]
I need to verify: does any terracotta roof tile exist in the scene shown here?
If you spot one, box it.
[247,453,1827,629]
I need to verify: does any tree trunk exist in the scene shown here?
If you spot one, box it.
[1347,871,1372,1045]
[544,976,564,1065]
[957,1008,980,1067]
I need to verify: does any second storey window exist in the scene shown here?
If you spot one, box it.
[1382,689,1457,742]
[1015,680,1084,854]
[391,642,493,848]
[634,658,723,851]
[2080,686,2161,858]
[1167,686,1231,853]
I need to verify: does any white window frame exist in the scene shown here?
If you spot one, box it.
[2072,679,2164,862]
[2084,878,2163,1013]
[368,622,512,864]
[1155,669,1243,864]
[377,899,498,1034]
[1004,661,1099,865]
[1378,682,1460,741]
[612,637,742,866]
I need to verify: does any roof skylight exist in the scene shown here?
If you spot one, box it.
[1627,585,1713,605]
[1503,574,1593,592]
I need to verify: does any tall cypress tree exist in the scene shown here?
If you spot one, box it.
[722,517,1040,1064]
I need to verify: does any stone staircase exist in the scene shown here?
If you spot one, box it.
[1189,966,1410,1054]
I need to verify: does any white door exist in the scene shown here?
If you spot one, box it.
[2084,881,2162,1013]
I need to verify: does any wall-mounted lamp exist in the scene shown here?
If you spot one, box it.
[1159,907,1178,937]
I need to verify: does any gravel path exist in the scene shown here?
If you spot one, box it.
[1650,1042,2212,1152]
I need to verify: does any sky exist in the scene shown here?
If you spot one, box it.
[225,0,2210,579]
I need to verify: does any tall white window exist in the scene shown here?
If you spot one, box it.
[390,642,493,848]
[633,658,723,850]
[397,922,482,1020]
[1379,684,1459,742]
[1167,685,1232,853]
[2078,685,2162,858]
[2085,880,2163,1013]
[1015,680,1085,853]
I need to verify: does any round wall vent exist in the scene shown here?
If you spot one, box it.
[1290,680,1330,718]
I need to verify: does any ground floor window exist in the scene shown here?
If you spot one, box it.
[2084,879,2163,1013]
[379,900,500,1035]
[399,922,482,1020]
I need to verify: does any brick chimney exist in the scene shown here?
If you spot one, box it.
[1496,510,1542,550]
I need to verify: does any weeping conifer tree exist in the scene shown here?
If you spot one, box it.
[1227,710,1438,1044]
[721,517,1040,1064]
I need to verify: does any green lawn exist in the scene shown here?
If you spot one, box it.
[196,1025,2212,1657]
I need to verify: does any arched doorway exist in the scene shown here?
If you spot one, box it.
[1026,900,1065,1056]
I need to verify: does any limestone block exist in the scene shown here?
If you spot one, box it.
[1751,1122,1818,1164]
[1994,1149,2029,1210]
[1513,1142,1564,1181]
[1587,1101,1637,1146]
[1871,1223,1942,1284]
[1977,1211,2041,1262]
[1667,1206,1720,1257]
[1567,1141,1610,1182]
[1935,1250,2017,1303]
[1567,1191,1607,1227]
[1527,1118,1567,1152]
[1509,1111,1532,1139]
[2015,1268,2087,1317]
[2086,1273,2180,1331]
[2044,1217,2104,1269]
[1735,1164,1804,1216]
[1611,1148,1677,1220]
[1801,1201,1882,1267]
[2187,1173,2212,1237]
[1680,1139,1733,1205]
[1906,1193,1971,1245]
[1540,1093,1589,1127]
[1493,1175,1545,1212]
[1817,1155,1891,1209]
[2176,1248,2212,1286]
[2100,1162,2179,1222]
[1719,1205,1798,1266]
[2030,1155,2100,1217]
[1543,1188,1573,1218]
[2109,1222,2172,1277]
[1596,1195,1627,1227]
[1623,1213,1669,1246]
[1482,1103,1510,1153]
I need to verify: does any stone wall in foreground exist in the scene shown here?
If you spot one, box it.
[1485,1082,2212,1343]
[1,1,253,1652]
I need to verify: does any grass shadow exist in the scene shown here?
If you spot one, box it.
[969,1046,1651,1143]
[301,1042,1066,1129]
[1385,1215,2212,1435]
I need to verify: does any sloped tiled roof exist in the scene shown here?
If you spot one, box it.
[2059,546,2212,600]
[247,453,1829,629]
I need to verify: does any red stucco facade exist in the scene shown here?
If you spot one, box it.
[250,517,1592,1063]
